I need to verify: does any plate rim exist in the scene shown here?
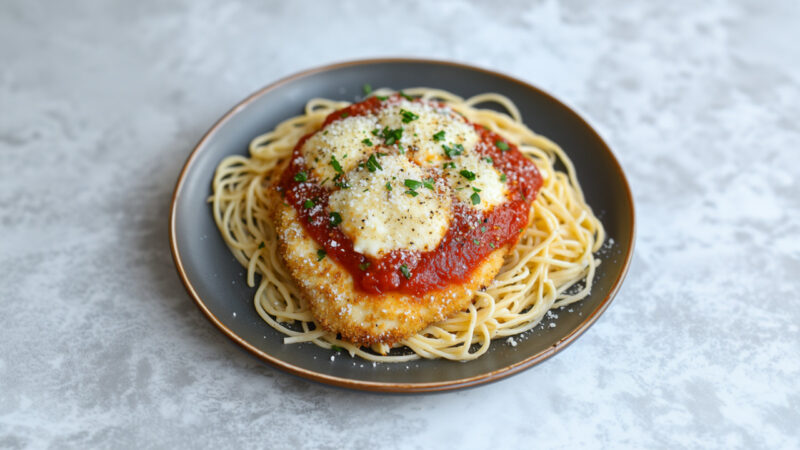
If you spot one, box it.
[169,57,636,393]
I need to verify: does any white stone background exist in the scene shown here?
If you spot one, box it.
[1,0,799,448]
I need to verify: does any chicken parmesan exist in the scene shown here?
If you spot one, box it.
[211,87,604,362]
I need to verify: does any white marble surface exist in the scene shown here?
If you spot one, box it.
[2,0,799,448]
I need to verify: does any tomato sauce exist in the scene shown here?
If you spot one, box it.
[277,94,542,296]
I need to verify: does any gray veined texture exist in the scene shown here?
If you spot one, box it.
[0,0,799,449]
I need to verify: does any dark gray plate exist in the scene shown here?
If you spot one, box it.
[170,58,635,392]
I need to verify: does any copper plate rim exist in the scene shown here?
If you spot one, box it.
[169,57,636,393]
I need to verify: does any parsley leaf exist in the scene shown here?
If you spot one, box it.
[442,143,462,158]
[500,173,507,183]
[341,112,350,118]
[316,249,326,261]
[366,153,383,172]
[333,174,350,189]
[404,179,423,190]
[399,264,411,279]
[423,178,435,190]
[460,169,476,181]
[381,126,403,145]
[331,344,344,352]
[329,211,343,226]
[303,199,315,209]
[293,171,308,182]
[400,109,419,123]
[399,91,413,101]
[359,262,371,271]
[376,95,388,101]
[330,155,343,174]
[495,140,509,151]
[362,138,373,146]
[432,130,445,142]
[362,84,372,95]
[385,182,392,191]
[470,192,481,205]
[404,189,419,197]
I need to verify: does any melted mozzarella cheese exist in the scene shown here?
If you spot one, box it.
[375,101,480,168]
[301,115,379,181]
[302,99,511,256]
[444,151,507,211]
[328,154,450,258]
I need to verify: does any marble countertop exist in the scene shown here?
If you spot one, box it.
[2,1,798,448]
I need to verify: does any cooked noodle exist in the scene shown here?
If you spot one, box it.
[211,88,604,362]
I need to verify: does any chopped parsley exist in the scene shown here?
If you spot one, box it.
[303,199,315,209]
[404,189,419,197]
[329,211,343,226]
[473,239,480,245]
[330,155,343,174]
[316,249,326,261]
[399,264,411,279]
[459,169,476,181]
[341,112,350,118]
[483,156,493,164]
[480,226,487,233]
[500,173,507,183]
[359,262,371,271]
[293,171,308,182]
[258,242,265,249]
[495,140,509,151]
[362,84,372,95]
[470,192,481,205]
[443,161,456,169]
[404,179,423,190]
[432,130,445,142]
[376,95,388,101]
[472,186,482,192]
[399,91,414,101]
[385,182,392,191]
[333,175,350,189]
[442,143,463,158]
[366,153,383,172]
[422,178,435,190]
[371,128,380,136]
[380,126,403,145]
[489,242,495,249]
[331,345,344,352]
[400,109,419,123]
[362,138,373,146]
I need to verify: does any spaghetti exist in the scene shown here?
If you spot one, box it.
[211,88,604,362]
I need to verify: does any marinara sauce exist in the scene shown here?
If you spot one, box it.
[277,94,542,296]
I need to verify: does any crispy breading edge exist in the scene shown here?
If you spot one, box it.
[269,190,508,347]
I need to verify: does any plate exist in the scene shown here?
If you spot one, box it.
[169,58,635,392]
